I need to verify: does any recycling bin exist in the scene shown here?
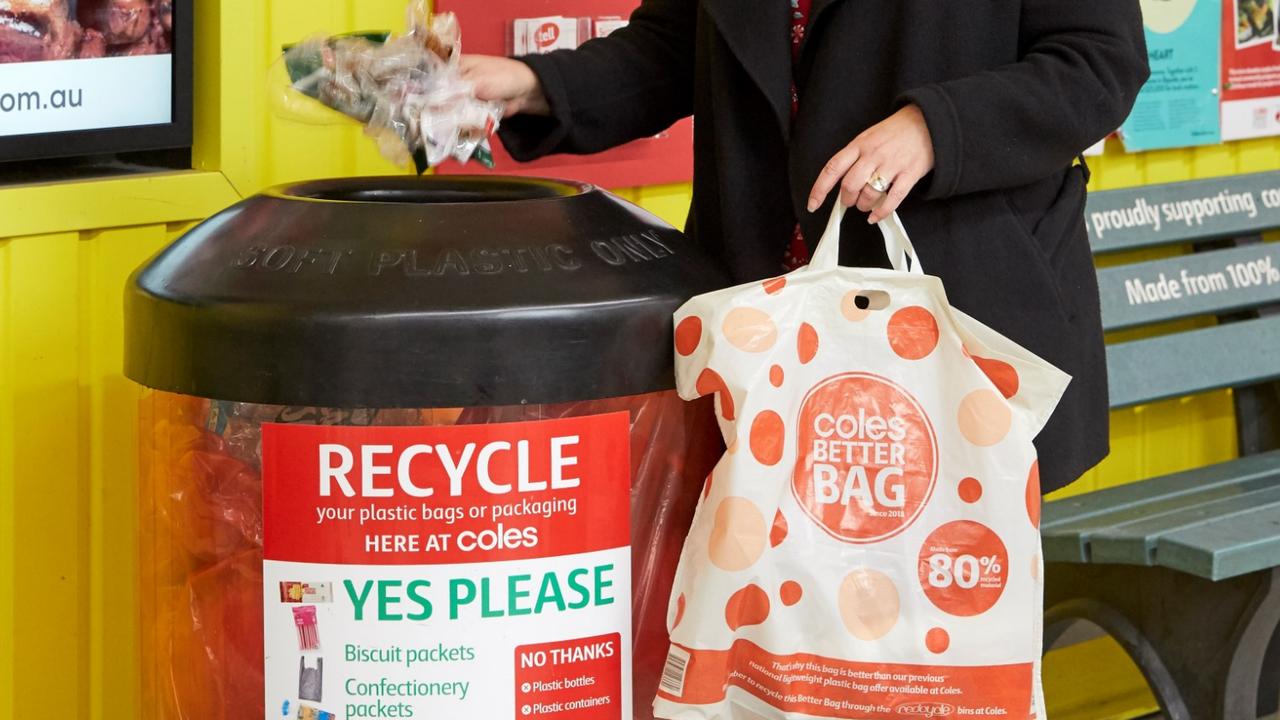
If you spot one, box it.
[125,176,727,720]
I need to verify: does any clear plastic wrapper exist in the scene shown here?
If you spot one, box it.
[138,389,721,719]
[278,5,500,173]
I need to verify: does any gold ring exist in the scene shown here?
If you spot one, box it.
[868,175,891,193]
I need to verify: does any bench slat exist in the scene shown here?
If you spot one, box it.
[1106,315,1280,409]
[1086,483,1280,567]
[1086,170,1280,253]
[1050,172,1280,582]
[1044,474,1280,563]
[1041,450,1280,562]
[1155,504,1280,580]
[1098,243,1280,331]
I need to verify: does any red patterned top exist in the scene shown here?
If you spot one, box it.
[782,0,814,271]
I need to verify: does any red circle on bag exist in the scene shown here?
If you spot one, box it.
[917,521,1009,617]
[792,372,938,543]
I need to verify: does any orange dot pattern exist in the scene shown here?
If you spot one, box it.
[797,323,820,364]
[887,306,939,360]
[838,569,900,640]
[973,355,1020,399]
[780,581,803,607]
[1026,461,1041,528]
[770,510,789,548]
[675,316,702,357]
[841,290,872,322]
[958,389,1012,447]
[724,307,778,353]
[708,497,767,572]
[695,368,735,421]
[725,584,771,630]
[926,628,950,654]
[749,411,785,466]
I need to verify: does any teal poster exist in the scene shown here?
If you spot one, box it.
[1121,0,1223,151]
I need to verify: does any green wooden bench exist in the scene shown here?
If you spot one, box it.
[1042,170,1280,720]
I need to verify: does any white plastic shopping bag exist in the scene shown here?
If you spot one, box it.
[654,206,1071,720]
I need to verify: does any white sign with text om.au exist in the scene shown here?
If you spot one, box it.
[0,54,171,136]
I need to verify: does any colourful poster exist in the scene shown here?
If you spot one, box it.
[1221,0,1280,139]
[1121,0,1222,151]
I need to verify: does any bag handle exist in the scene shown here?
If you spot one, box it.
[807,203,923,275]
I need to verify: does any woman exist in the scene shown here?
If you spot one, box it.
[463,1,1150,494]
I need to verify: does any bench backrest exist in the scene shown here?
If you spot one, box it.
[1086,170,1280,409]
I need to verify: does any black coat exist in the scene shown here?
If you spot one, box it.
[501,0,1150,493]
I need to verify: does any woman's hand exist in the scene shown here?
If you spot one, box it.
[460,55,551,117]
[807,104,935,224]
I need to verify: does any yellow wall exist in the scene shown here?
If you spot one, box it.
[0,1,1278,717]
[1054,137,1280,499]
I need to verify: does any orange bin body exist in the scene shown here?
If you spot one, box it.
[138,391,719,719]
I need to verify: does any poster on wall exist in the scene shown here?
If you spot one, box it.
[1120,0,1222,151]
[0,0,174,137]
[1221,0,1280,139]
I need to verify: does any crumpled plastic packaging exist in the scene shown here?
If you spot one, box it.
[280,3,500,173]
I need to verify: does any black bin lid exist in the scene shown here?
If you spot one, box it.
[125,176,729,408]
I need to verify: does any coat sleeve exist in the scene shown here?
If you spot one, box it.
[497,0,696,161]
[897,0,1150,199]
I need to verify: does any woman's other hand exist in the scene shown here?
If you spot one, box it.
[807,104,935,224]
[460,55,551,117]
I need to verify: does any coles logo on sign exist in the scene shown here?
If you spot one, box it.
[792,372,937,543]
[535,22,560,49]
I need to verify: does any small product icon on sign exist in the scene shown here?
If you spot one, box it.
[535,22,561,49]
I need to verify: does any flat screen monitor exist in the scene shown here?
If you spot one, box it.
[0,0,192,163]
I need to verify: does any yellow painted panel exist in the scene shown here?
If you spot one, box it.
[190,0,225,175]
[0,235,14,719]
[635,182,694,229]
[1044,636,1159,720]
[1238,137,1280,173]
[85,226,173,720]
[0,222,174,719]
[613,188,640,203]
[0,171,238,240]
[198,0,408,196]
[5,231,88,720]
